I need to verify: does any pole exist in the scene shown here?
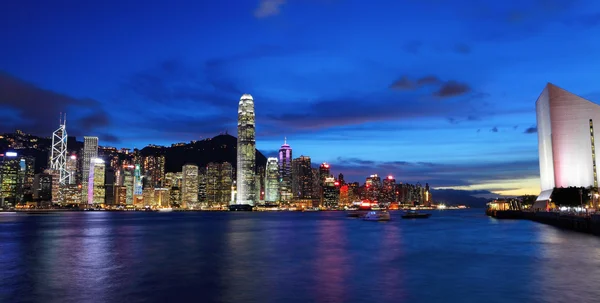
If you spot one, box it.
[579,189,584,214]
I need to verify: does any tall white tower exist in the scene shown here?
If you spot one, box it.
[50,113,69,203]
[236,94,256,205]
[81,136,99,203]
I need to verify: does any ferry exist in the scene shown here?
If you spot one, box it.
[401,209,431,219]
[158,208,173,212]
[363,211,391,221]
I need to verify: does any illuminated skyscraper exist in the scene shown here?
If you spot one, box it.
[88,158,105,205]
[66,155,78,185]
[142,155,165,187]
[292,156,313,199]
[134,164,143,196]
[81,136,98,203]
[182,164,199,208]
[278,138,293,203]
[236,94,256,205]
[265,157,279,202]
[205,162,233,207]
[322,177,340,209]
[381,175,396,203]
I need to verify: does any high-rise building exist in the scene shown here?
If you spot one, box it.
[265,157,279,203]
[155,188,170,207]
[381,175,396,203]
[66,154,78,185]
[134,164,143,197]
[33,172,53,202]
[365,174,381,202]
[198,168,207,203]
[142,188,155,206]
[205,162,233,207]
[319,163,331,185]
[122,165,134,205]
[181,164,199,208]
[104,168,116,205]
[292,156,313,199]
[534,83,600,209]
[236,94,256,205]
[88,158,105,205]
[81,136,98,203]
[142,155,165,187]
[322,177,340,209]
[0,153,34,206]
[278,138,293,203]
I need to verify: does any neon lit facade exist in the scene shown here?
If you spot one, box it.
[265,157,279,202]
[82,136,98,203]
[278,138,292,202]
[536,83,600,201]
[134,164,143,196]
[88,158,105,205]
[236,94,256,205]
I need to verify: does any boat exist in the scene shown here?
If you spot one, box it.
[303,207,320,212]
[158,208,173,212]
[401,210,431,219]
[363,211,391,221]
[228,204,254,211]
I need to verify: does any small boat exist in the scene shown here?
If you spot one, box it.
[158,208,173,212]
[401,210,431,219]
[363,211,391,221]
[303,207,320,212]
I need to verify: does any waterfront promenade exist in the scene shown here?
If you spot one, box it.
[489,210,600,236]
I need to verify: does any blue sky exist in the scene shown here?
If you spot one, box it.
[2,0,600,194]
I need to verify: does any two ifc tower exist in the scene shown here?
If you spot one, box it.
[236,94,257,206]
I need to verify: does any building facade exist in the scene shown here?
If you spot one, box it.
[181,164,199,208]
[292,156,313,199]
[81,136,98,203]
[236,94,256,205]
[278,139,293,202]
[265,157,279,202]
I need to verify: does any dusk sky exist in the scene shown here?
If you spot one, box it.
[2,0,600,196]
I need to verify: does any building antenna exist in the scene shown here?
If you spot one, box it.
[284,136,287,144]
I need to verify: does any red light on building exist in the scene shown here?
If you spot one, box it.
[387,175,393,180]
[334,181,339,186]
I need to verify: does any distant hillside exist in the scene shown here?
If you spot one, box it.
[431,189,490,208]
[141,134,267,172]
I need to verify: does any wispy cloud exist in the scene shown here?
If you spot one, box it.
[254,0,287,18]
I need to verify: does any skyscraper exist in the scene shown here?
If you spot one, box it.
[292,156,313,199]
[236,94,256,205]
[205,162,233,207]
[278,138,292,202]
[265,157,279,202]
[88,158,105,205]
[82,136,98,203]
[182,164,199,208]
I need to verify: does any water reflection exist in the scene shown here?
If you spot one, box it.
[2,210,600,303]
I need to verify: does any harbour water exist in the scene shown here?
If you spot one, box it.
[2,210,600,303]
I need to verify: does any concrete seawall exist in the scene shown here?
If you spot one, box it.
[491,210,600,235]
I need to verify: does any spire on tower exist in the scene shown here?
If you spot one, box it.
[284,137,287,144]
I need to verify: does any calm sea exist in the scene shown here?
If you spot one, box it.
[1,210,600,303]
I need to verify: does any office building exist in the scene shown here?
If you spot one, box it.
[278,138,293,202]
[292,156,313,199]
[236,94,256,205]
[265,157,279,202]
[81,136,98,203]
[181,164,199,208]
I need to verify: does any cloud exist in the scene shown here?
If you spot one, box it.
[524,126,537,134]
[389,76,415,90]
[454,43,471,54]
[263,93,469,131]
[98,133,121,144]
[416,75,441,86]
[490,126,499,132]
[0,71,110,137]
[254,0,286,18]
[332,157,539,189]
[433,81,471,98]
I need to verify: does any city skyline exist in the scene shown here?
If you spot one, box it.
[2,1,600,196]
